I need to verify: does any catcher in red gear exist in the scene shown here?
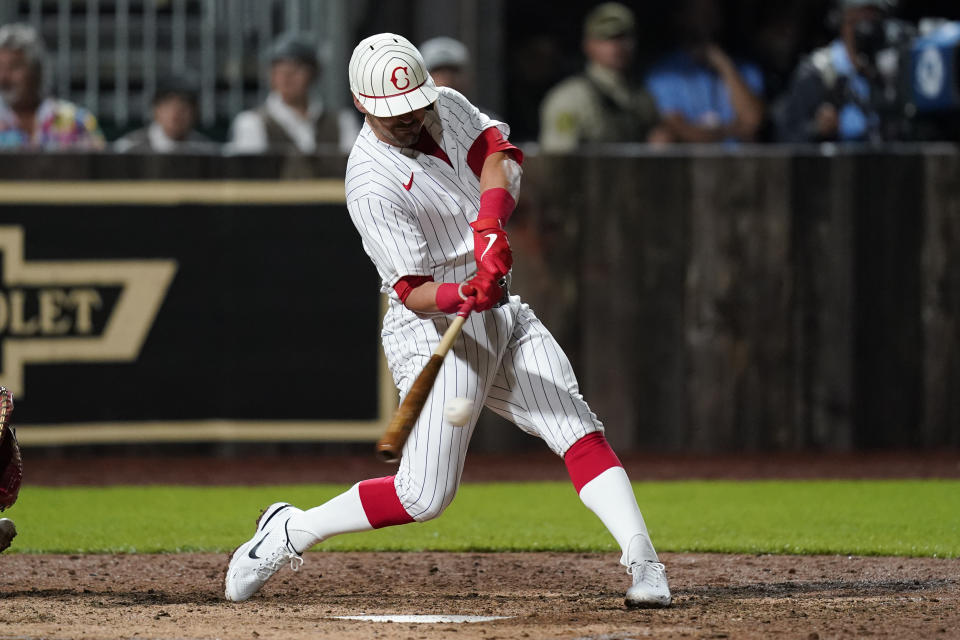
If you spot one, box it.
[0,387,21,552]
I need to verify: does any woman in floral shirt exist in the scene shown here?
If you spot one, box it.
[0,23,104,151]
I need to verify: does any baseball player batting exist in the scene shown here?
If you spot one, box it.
[225,33,671,609]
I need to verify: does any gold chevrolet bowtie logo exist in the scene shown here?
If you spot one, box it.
[0,226,177,397]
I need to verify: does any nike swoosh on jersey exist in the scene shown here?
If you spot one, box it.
[248,532,270,559]
[403,172,414,190]
[479,233,499,263]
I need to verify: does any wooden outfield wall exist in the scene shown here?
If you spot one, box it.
[0,148,956,452]
[510,147,959,452]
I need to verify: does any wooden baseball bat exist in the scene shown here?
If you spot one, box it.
[376,297,476,463]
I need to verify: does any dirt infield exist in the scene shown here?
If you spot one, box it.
[3,449,958,638]
[1,551,958,639]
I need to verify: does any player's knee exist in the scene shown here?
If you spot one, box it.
[413,494,456,522]
[402,483,460,522]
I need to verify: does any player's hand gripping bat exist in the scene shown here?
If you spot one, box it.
[376,297,476,463]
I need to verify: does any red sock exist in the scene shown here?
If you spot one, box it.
[564,432,623,493]
[357,476,415,528]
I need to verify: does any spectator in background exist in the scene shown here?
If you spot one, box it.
[0,23,104,150]
[114,76,217,153]
[420,35,502,120]
[538,3,667,152]
[644,0,766,143]
[774,0,892,143]
[227,32,359,154]
[420,36,471,95]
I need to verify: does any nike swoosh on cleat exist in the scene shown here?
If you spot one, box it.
[403,172,414,190]
[248,533,270,559]
[479,233,498,263]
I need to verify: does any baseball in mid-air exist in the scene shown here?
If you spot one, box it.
[443,397,474,426]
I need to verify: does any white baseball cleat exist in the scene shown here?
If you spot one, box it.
[0,518,16,553]
[225,502,304,602]
[625,560,672,608]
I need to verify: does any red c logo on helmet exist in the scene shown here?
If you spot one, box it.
[390,66,410,90]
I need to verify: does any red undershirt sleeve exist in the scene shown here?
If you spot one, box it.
[467,127,524,178]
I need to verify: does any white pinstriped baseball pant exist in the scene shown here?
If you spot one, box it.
[381,296,603,522]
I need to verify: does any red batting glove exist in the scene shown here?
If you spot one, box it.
[470,220,511,279]
[460,269,504,312]
[470,188,515,279]
[436,282,467,314]
[435,272,502,314]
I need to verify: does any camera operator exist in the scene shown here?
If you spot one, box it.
[774,0,895,143]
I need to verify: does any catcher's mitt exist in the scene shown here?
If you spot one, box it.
[0,387,21,511]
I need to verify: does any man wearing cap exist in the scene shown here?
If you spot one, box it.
[224,32,673,611]
[419,36,472,95]
[539,2,667,152]
[113,76,216,153]
[227,32,359,154]
[420,35,503,120]
[774,0,894,142]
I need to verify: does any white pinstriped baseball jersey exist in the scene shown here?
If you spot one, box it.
[346,87,603,521]
[347,87,501,293]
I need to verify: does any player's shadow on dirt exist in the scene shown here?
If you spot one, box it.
[681,578,954,603]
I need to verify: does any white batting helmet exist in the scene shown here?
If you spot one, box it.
[348,33,439,118]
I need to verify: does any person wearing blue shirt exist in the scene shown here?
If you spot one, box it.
[774,0,892,143]
[644,0,766,143]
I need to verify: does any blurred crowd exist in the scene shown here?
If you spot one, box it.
[0,0,958,155]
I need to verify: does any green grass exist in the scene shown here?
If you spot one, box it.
[6,480,959,557]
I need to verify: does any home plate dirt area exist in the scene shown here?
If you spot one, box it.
[1,551,957,639]
[2,449,958,639]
